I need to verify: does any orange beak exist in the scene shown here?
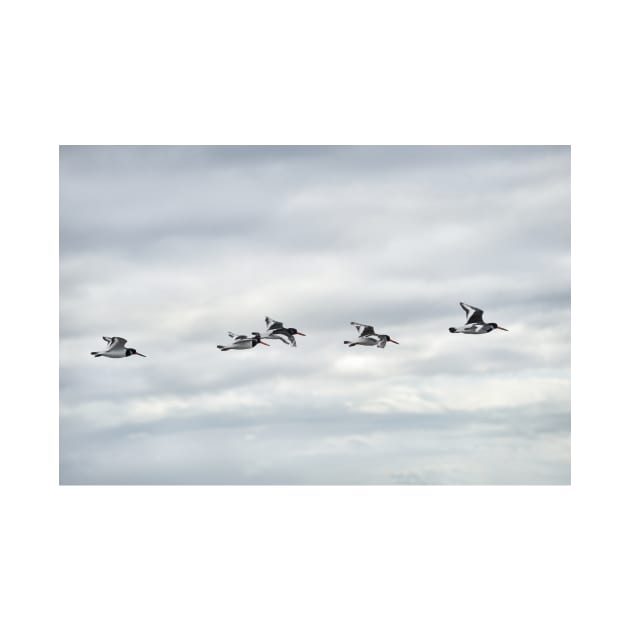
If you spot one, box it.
[389,339,399,344]
[496,326,508,331]
[259,341,270,346]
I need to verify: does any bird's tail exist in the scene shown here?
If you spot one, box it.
[91,352,101,356]
[343,341,355,346]
[217,345,225,350]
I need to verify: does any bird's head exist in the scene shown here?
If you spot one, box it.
[489,323,508,331]
[126,348,147,357]
[251,333,269,346]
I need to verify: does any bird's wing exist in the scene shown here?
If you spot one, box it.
[284,332,297,347]
[350,321,376,337]
[376,335,388,348]
[228,332,248,341]
[265,316,284,332]
[264,333,290,344]
[105,337,127,350]
[460,302,485,325]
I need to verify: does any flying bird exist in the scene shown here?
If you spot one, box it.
[262,316,306,347]
[449,302,509,334]
[91,336,146,358]
[217,332,271,351]
[344,322,399,348]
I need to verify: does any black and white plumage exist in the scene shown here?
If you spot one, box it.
[262,316,306,347]
[344,322,399,348]
[217,332,270,351]
[91,336,146,358]
[449,302,509,334]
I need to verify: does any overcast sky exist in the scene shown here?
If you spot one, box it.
[59,146,570,484]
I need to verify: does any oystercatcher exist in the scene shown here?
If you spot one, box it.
[91,337,146,358]
[344,322,399,348]
[449,302,508,334]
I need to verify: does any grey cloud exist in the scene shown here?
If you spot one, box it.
[60,407,570,485]
[60,146,570,484]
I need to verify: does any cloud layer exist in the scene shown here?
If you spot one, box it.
[60,146,570,484]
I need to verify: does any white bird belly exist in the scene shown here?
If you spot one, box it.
[354,336,379,346]
[461,324,486,334]
[102,349,128,357]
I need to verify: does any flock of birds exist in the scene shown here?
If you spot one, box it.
[91,303,508,358]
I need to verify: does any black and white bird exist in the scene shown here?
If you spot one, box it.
[91,336,146,358]
[217,332,270,351]
[262,316,306,347]
[449,302,509,334]
[344,322,399,348]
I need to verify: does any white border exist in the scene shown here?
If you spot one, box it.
[4,1,628,628]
